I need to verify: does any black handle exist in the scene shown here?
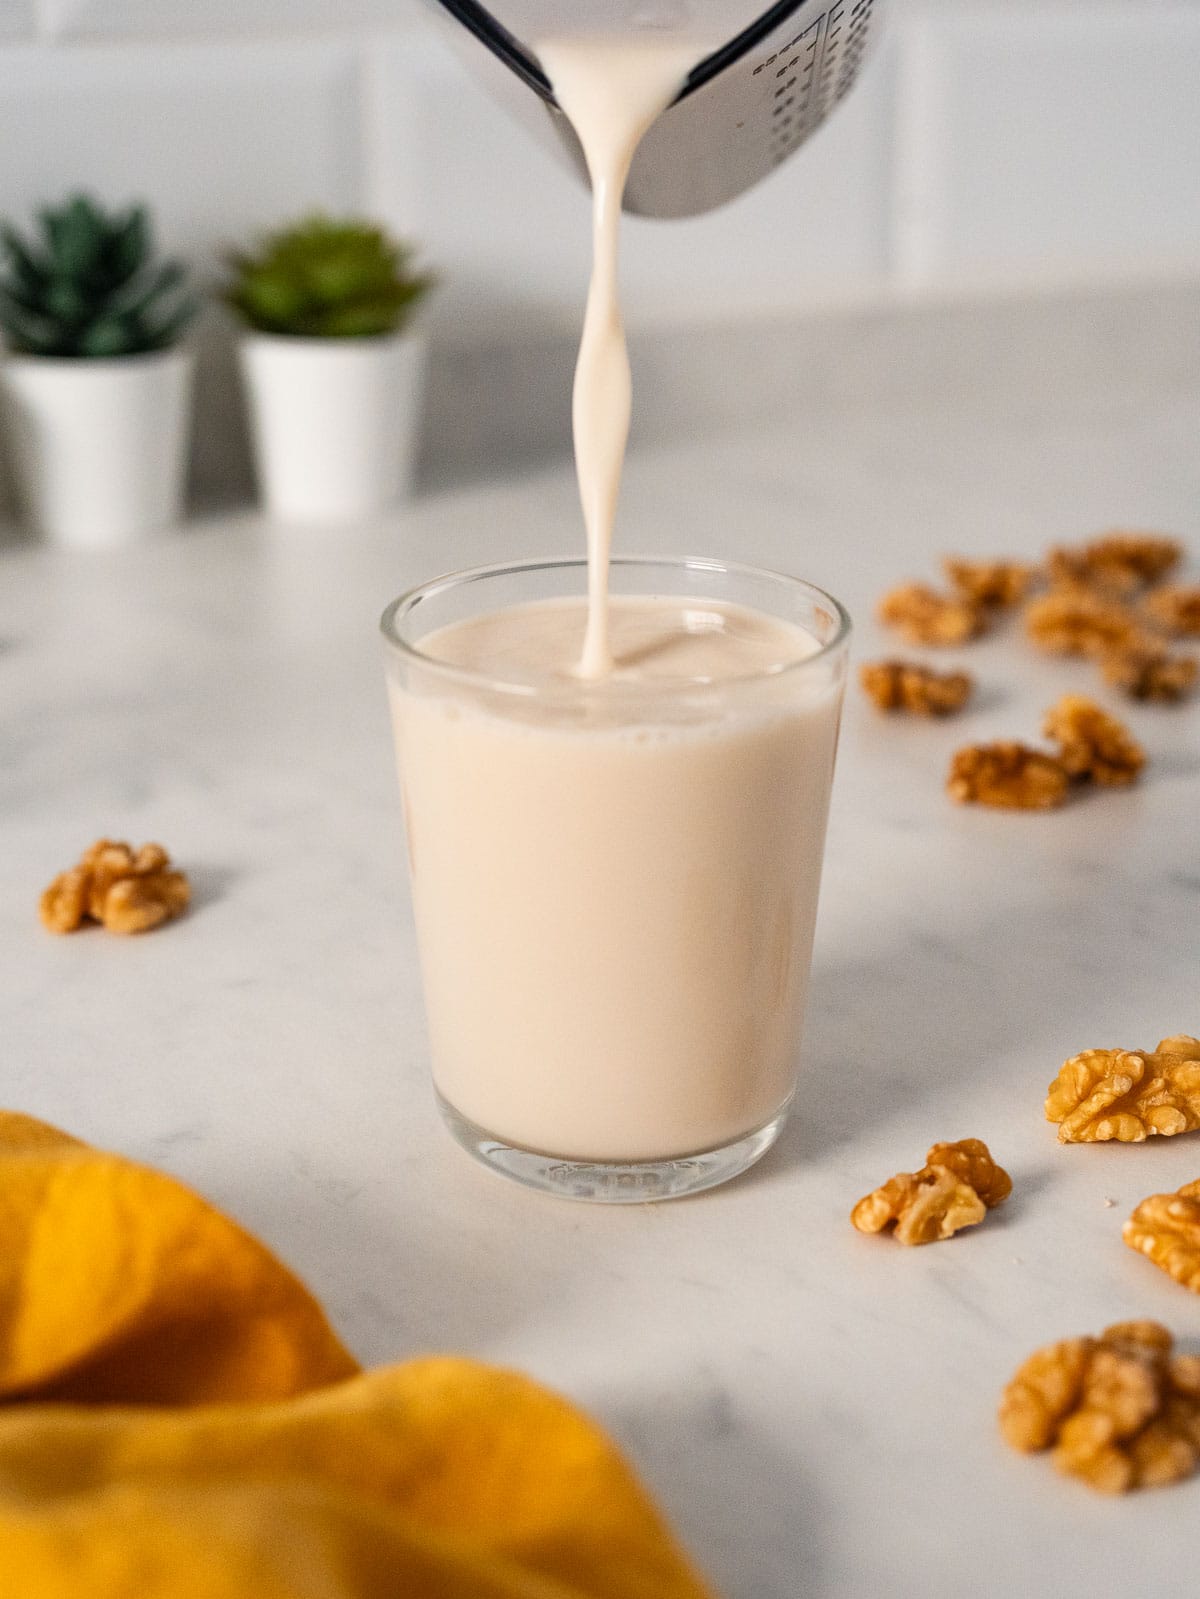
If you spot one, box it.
[430,0,553,99]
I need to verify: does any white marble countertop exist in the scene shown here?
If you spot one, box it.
[2,287,1200,1599]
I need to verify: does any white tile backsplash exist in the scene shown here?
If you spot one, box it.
[0,1,1196,498]
[0,42,364,257]
[43,0,421,41]
[0,1,1197,504]
[0,7,1197,321]
[898,8,1200,282]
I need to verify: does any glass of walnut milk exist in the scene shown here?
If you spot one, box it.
[381,556,850,1201]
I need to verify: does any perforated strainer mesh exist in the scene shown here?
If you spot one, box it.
[755,1,877,168]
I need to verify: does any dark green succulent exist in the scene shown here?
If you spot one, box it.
[223,217,434,339]
[0,194,196,358]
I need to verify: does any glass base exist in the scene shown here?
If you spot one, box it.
[436,1093,790,1203]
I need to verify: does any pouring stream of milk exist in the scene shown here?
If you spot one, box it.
[535,38,705,679]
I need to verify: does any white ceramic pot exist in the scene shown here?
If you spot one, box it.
[239,332,426,524]
[0,348,193,549]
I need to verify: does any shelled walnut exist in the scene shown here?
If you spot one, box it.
[947,742,1069,810]
[40,838,190,935]
[1025,589,1139,657]
[999,1321,1200,1493]
[1124,1181,1200,1295]
[1042,694,1145,786]
[1047,533,1182,595]
[1045,1038,1200,1143]
[1101,643,1198,702]
[1142,584,1200,637]
[859,660,973,716]
[850,1138,1011,1246]
[942,557,1034,609]
[876,583,985,647]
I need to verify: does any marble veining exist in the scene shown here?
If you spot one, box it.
[1,288,1199,1599]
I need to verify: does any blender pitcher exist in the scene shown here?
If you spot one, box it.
[426,0,887,216]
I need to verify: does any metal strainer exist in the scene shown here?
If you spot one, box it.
[428,0,887,216]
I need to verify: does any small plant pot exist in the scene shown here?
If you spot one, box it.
[239,332,426,523]
[0,348,193,549]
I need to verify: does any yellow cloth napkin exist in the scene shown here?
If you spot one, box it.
[0,1113,715,1599]
[0,1111,358,1406]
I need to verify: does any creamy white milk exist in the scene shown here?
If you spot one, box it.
[535,37,702,677]
[391,597,843,1162]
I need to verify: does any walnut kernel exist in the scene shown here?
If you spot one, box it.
[942,557,1034,609]
[85,840,170,922]
[1025,590,1139,657]
[859,660,973,716]
[1042,694,1145,786]
[38,838,190,936]
[1124,1181,1200,1296]
[947,743,1069,810]
[1045,1041,1200,1143]
[876,583,985,647]
[1000,1322,1200,1494]
[851,1138,1010,1246]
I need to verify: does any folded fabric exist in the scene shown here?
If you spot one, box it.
[0,1111,358,1405]
[0,1113,715,1599]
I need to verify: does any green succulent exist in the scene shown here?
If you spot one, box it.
[223,217,434,339]
[0,194,196,358]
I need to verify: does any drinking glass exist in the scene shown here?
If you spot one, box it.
[381,555,849,1201]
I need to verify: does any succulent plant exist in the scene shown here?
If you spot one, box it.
[0,194,196,358]
[223,217,434,339]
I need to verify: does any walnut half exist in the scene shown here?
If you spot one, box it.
[39,838,190,936]
[1000,1321,1200,1493]
[851,1138,1010,1246]
[859,660,973,716]
[1124,1181,1200,1296]
[876,583,985,647]
[947,742,1070,810]
[1045,1038,1200,1143]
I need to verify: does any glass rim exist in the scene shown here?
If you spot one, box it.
[379,554,852,700]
